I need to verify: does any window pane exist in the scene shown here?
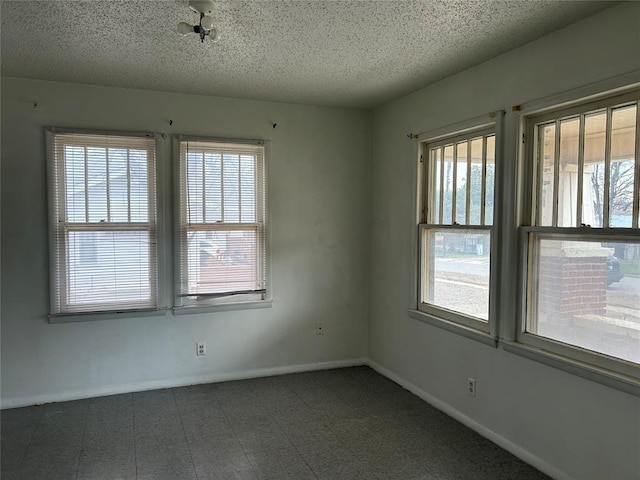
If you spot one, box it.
[129,149,148,222]
[86,147,108,223]
[583,112,606,227]
[485,135,495,226]
[442,145,454,224]
[64,146,86,222]
[538,123,556,226]
[204,153,222,223]
[432,148,442,224]
[558,118,580,227]
[186,152,204,223]
[469,138,483,225]
[422,229,490,321]
[67,230,151,306]
[528,237,640,364]
[108,148,129,222]
[186,229,258,294]
[455,142,468,224]
[609,105,636,228]
[223,154,240,223]
[240,155,256,223]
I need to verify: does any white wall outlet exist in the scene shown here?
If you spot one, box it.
[467,377,476,397]
[316,321,324,335]
[196,342,206,356]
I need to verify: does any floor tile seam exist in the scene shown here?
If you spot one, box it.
[244,446,321,480]
[8,432,29,472]
[171,387,200,480]
[279,431,321,480]
[285,378,363,470]
[287,379,331,428]
[73,402,91,480]
[131,392,139,479]
[207,385,259,459]
[232,431,274,479]
[321,413,366,450]
[16,405,46,470]
[212,386,256,420]
[214,391,284,440]
[226,379,316,480]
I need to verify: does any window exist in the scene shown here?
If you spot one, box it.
[175,138,267,308]
[418,127,496,332]
[48,131,158,315]
[47,131,269,319]
[521,89,639,376]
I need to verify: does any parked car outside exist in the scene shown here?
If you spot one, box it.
[607,256,624,286]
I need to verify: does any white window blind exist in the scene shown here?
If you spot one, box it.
[48,131,158,315]
[176,139,266,305]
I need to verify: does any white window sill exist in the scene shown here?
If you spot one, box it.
[173,299,273,316]
[408,309,498,347]
[501,340,639,397]
[49,308,169,324]
[48,299,274,323]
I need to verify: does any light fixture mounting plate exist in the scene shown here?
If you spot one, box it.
[188,0,214,15]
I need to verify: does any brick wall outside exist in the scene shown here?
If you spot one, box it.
[538,256,608,318]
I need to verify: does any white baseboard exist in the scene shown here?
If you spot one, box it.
[0,358,367,409]
[365,359,572,480]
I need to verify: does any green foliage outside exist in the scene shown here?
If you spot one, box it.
[619,260,640,276]
[438,163,495,225]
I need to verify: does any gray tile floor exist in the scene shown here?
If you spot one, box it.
[1,367,550,480]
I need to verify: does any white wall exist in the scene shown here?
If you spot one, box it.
[0,79,370,407]
[369,3,640,480]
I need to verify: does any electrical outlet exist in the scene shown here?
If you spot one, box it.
[196,342,206,356]
[316,321,324,335]
[467,377,476,397]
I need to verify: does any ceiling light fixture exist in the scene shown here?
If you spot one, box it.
[177,0,220,43]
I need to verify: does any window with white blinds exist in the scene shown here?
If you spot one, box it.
[48,130,158,315]
[176,138,267,306]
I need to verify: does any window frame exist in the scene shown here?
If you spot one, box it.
[514,86,640,389]
[173,135,271,312]
[411,114,504,345]
[46,128,165,320]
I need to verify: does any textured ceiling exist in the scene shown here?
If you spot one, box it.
[0,0,615,108]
